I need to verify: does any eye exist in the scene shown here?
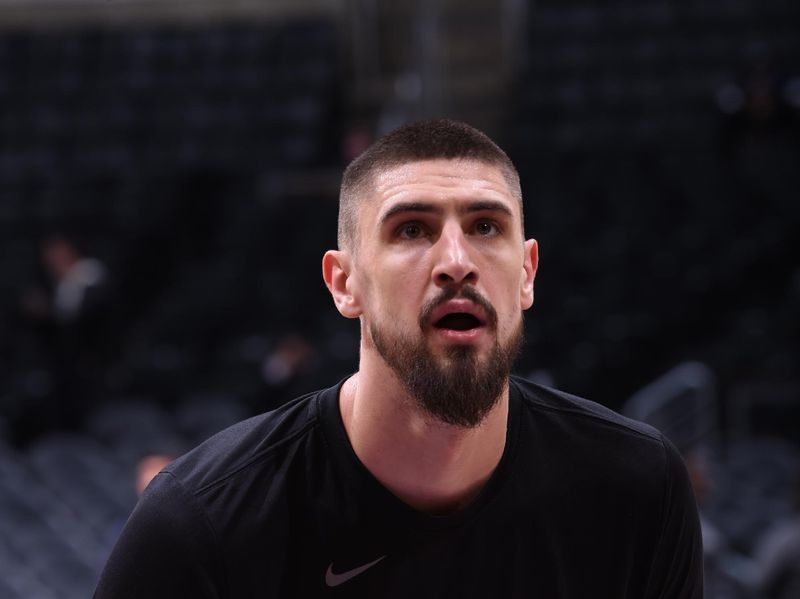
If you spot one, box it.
[474,220,499,236]
[398,222,425,239]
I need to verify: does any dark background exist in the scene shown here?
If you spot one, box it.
[0,1,797,597]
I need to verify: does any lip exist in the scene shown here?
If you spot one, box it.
[432,326,487,345]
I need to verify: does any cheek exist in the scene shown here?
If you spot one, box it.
[361,263,424,320]
[496,302,523,334]
[384,251,429,289]
[488,267,526,324]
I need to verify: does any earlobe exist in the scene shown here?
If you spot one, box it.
[520,239,539,310]
[322,250,362,318]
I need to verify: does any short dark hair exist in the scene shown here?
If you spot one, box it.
[338,119,522,250]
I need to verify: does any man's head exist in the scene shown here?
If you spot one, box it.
[41,234,81,280]
[324,119,537,428]
[338,119,523,252]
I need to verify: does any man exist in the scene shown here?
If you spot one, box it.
[19,234,114,438]
[95,119,703,597]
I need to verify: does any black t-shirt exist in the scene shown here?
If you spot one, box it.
[95,377,703,598]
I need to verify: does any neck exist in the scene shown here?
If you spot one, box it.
[339,352,510,514]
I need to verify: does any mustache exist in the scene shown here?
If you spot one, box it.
[419,286,498,330]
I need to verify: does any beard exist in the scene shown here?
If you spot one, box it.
[369,287,524,428]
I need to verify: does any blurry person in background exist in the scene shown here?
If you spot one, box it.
[684,447,744,597]
[718,55,800,162]
[135,453,176,496]
[259,332,319,409]
[20,233,116,436]
[717,55,800,214]
[95,119,703,598]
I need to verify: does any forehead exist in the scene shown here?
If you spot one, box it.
[366,158,519,216]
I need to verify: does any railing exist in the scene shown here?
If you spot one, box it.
[622,361,718,450]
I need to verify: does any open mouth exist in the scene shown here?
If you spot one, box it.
[434,313,484,331]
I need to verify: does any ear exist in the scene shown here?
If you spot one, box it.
[322,250,362,318]
[520,239,538,310]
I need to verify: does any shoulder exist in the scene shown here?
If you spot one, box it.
[95,385,343,597]
[508,375,683,478]
[508,375,701,537]
[162,384,335,496]
[510,375,663,442]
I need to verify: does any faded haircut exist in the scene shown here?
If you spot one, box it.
[338,119,523,251]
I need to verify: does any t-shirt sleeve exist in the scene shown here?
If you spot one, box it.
[93,472,224,599]
[643,435,705,599]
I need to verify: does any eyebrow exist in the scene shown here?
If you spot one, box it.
[378,200,513,227]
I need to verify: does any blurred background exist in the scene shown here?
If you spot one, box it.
[0,0,798,597]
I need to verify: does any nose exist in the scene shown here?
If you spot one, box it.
[431,223,479,287]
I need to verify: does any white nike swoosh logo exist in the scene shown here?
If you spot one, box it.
[325,555,386,587]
